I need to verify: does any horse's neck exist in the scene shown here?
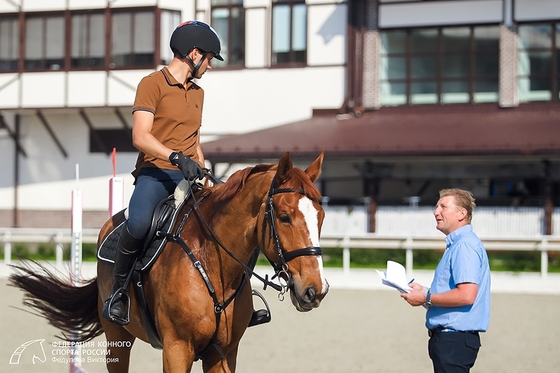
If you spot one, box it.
[205,175,270,266]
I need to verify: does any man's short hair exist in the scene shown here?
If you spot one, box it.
[439,188,476,223]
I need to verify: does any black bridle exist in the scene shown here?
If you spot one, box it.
[261,176,323,295]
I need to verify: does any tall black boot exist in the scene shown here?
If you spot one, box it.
[102,226,143,325]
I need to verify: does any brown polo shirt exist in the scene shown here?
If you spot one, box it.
[131,67,204,179]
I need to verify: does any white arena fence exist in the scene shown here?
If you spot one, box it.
[323,206,560,237]
[1,207,560,277]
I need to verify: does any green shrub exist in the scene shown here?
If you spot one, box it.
[13,243,31,258]
[37,243,56,259]
[82,243,98,261]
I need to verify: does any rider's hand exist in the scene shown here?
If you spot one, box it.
[169,151,204,181]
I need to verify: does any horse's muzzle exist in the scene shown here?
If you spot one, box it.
[290,283,329,312]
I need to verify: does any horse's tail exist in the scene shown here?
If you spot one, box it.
[9,261,103,342]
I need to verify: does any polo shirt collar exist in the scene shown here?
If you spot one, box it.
[445,224,472,249]
[161,67,192,89]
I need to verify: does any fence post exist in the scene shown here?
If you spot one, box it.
[3,231,11,266]
[55,231,64,270]
[342,235,350,275]
[405,237,413,277]
[540,238,548,278]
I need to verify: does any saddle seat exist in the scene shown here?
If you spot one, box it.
[97,179,194,272]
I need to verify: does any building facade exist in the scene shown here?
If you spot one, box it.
[0,0,559,233]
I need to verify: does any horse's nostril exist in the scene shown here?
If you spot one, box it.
[303,287,316,303]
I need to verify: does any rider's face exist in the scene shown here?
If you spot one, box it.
[192,50,214,79]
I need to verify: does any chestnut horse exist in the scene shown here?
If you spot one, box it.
[9,151,329,372]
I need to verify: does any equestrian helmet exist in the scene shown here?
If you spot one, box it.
[170,20,224,61]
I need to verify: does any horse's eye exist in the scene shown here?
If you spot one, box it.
[278,213,292,224]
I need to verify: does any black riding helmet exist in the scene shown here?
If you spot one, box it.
[170,20,224,61]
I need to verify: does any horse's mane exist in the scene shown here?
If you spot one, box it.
[211,164,274,204]
[209,163,322,204]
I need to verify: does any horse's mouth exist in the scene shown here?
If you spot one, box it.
[289,284,328,312]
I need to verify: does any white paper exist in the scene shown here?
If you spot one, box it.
[376,260,413,293]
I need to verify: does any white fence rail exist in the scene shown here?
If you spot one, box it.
[320,233,560,278]
[2,227,560,278]
[1,228,99,269]
[324,206,560,237]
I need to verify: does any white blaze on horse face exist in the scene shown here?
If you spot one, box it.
[298,197,328,294]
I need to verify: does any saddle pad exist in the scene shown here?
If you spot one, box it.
[97,201,185,272]
[97,222,166,272]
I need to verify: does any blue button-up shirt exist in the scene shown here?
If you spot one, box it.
[426,225,491,332]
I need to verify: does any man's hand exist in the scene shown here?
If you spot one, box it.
[169,151,204,181]
[401,282,427,307]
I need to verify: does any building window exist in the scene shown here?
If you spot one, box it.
[211,0,245,68]
[25,14,65,70]
[1,7,180,73]
[380,26,500,106]
[272,0,307,65]
[90,129,136,153]
[160,10,181,66]
[0,16,19,71]
[71,11,105,68]
[111,10,155,68]
[518,23,560,102]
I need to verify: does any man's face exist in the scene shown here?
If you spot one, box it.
[193,51,214,79]
[433,195,466,235]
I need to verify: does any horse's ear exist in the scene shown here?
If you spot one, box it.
[276,152,293,183]
[305,150,324,182]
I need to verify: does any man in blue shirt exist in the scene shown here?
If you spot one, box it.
[401,188,491,373]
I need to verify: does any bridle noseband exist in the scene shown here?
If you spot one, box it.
[261,176,323,297]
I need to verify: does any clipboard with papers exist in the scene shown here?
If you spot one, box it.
[376,260,413,293]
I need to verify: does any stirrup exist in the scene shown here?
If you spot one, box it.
[248,289,271,327]
[102,288,131,326]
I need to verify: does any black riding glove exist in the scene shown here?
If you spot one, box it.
[169,151,204,181]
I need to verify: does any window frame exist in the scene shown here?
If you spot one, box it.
[380,24,500,106]
[70,9,106,70]
[24,11,66,71]
[109,7,158,70]
[517,21,560,103]
[0,14,20,72]
[0,7,181,74]
[271,0,308,67]
[210,0,246,69]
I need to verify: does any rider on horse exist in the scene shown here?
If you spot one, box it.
[102,21,267,327]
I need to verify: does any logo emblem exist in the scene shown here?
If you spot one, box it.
[10,339,46,365]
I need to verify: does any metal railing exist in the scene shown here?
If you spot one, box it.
[320,233,560,278]
[2,227,559,278]
[1,228,99,268]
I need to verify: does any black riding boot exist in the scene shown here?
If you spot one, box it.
[102,226,143,325]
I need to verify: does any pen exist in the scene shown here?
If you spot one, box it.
[408,278,415,284]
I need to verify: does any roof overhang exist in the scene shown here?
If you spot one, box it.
[202,102,560,164]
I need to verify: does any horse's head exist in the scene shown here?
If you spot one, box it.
[259,151,329,312]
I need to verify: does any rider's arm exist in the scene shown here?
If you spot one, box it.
[132,110,174,160]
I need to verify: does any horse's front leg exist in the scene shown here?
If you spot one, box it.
[201,346,239,373]
[162,341,196,373]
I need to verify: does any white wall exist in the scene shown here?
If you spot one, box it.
[515,0,560,21]
[201,66,345,134]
